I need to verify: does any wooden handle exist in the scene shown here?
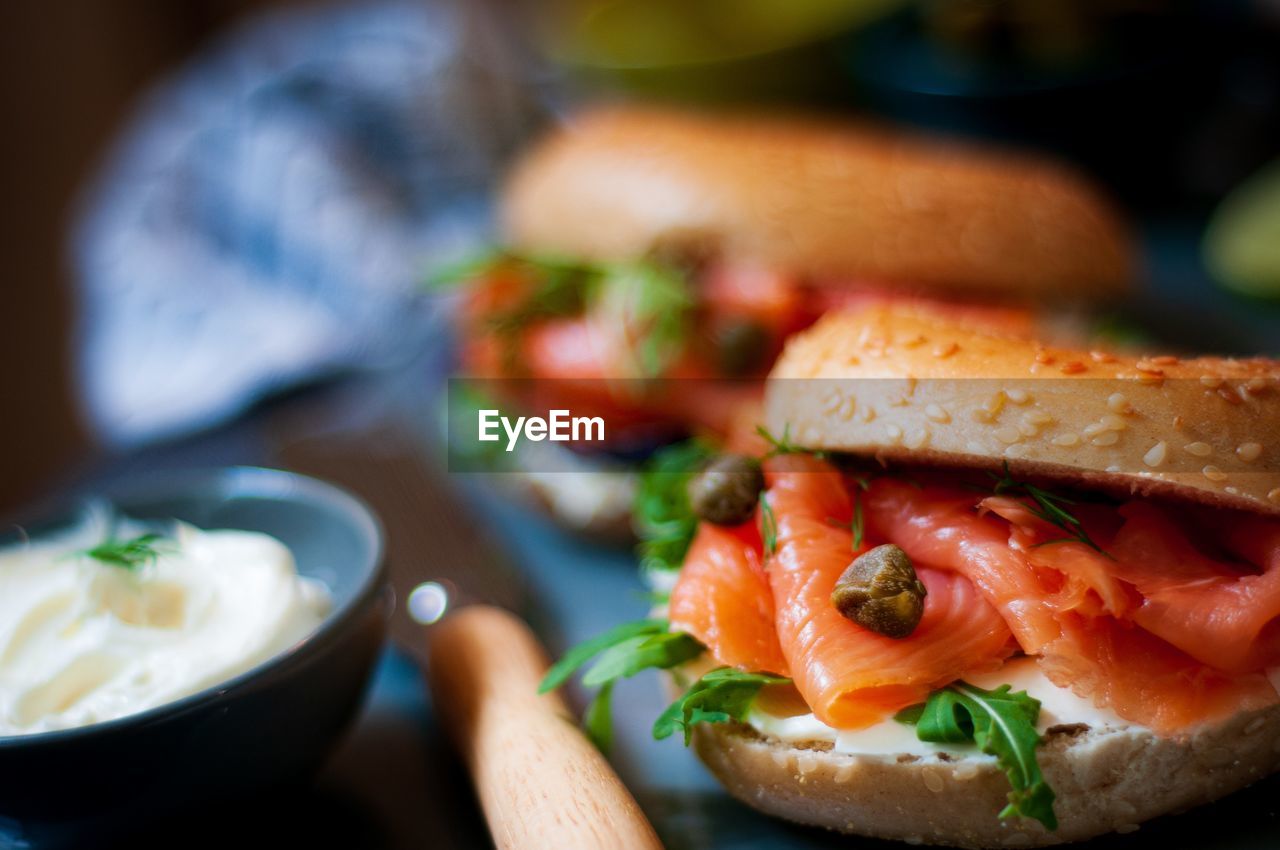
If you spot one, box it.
[427,605,664,850]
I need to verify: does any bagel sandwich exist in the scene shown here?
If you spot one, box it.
[542,303,1280,848]
[433,105,1137,536]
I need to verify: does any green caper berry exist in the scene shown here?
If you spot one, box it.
[688,454,765,526]
[713,319,770,377]
[830,544,927,639]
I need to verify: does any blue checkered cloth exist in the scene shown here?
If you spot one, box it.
[72,0,529,447]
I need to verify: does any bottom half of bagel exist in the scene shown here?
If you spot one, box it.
[685,702,1280,849]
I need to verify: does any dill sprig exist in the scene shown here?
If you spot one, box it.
[988,463,1107,555]
[754,424,826,460]
[427,250,693,378]
[82,533,170,571]
[759,492,778,556]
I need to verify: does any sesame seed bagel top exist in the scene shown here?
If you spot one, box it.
[765,306,1280,515]
[501,106,1136,303]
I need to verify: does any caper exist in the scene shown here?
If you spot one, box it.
[688,454,765,526]
[831,544,927,639]
[713,319,770,377]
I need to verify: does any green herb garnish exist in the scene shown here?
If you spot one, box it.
[539,619,704,752]
[594,261,694,378]
[654,667,792,745]
[988,462,1106,554]
[427,250,693,378]
[755,423,827,459]
[896,682,1057,830]
[851,491,865,551]
[81,533,169,571]
[633,440,717,575]
[759,492,778,556]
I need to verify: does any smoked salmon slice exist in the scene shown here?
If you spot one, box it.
[669,523,789,676]
[865,478,1280,734]
[1104,503,1280,674]
[765,456,1014,729]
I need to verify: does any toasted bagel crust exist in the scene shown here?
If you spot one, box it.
[765,306,1280,515]
[501,107,1134,302]
[692,704,1280,848]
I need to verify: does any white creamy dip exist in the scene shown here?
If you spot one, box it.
[745,657,1134,758]
[0,515,330,736]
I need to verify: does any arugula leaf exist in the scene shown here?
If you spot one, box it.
[539,619,708,753]
[582,632,703,687]
[633,440,717,575]
[759,492,778,556]
[988,462,1107,555]
[82,533,170,571]
[895,682,1057,830]
[584,681,615,752]
[539,619,668,693]
[654,668,792,745]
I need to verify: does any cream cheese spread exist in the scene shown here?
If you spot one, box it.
[0,514,330,736]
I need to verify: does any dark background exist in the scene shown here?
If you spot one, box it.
[3,0,1278,516]
[0,0,307,514]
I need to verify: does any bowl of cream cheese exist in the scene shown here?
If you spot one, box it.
[0,467,387,846]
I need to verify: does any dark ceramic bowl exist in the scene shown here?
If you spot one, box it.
[0,467,388,848]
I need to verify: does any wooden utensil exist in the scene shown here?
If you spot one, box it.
[429,606,664,850]
[277,419,664,850]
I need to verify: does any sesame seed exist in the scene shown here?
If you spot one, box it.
[885,423,904,442]
[1136,360,1164,374]
[1150,355,1179,366]
[1025,410,1054,426]
[924,403,950,424]
[1184,441,1212,457]
[1203,465,1227,482]
[1143,441,1168,468]
[1090,351,1118,363]
[970,408,993,424]
[1007,389,1030,405]
[1083,422,1109,438]
[1246,376,1268,392]
[1173,416,1185,430]
[933,342,959,359]
[1017,420,1038,437]
[863,407,877,423]
[995,426,1022,444]
[1200,376,1224,389]
[1052,433,1080,447]
[904,428,930,450]
[1137,371,1165,386]
[823,392,843,414]
[1238,443,1263,463]
[1100,413,1128,431]
[1107,393,1132,414]
[1219,386,1243,404]
[1034,349,1056,365]
[1269,488,1280,504]
[1060,361,1087,374]
[1091,431,1121,447]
